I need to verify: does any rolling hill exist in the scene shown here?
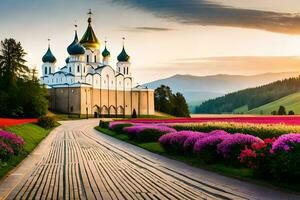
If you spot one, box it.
[195,76,300,114]
[246,92,300,115]
[143,72,300,107]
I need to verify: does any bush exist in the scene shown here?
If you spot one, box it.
[288,110,295,115]
[0,130,25,155]
[99,120,109,128]
[217,133,263,165]
[132,109,137,118]
[111,123,133,134]
[38,116,56,129]
[136,129,167,143]
[0,141,14,161]
[239,138,276,178]
[269,134,300,181]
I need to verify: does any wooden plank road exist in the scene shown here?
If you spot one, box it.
[2,119,300,200]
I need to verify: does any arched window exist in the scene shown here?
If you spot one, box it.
[84,66,86,73]
[77,65,80,72]
[45,67,47,74]
[126,67,128,74]
[69,67,71,73]
[94,55,97,62]
[87,55,89,62]
[49,67,51,74]
[123,68,125,74]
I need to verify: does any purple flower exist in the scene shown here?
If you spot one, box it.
[271,133,300,153]
[217,133,263,158]
[194,133,230,153]
[109,121,131,129]
[183,133,207,152]
[124,124,176,135]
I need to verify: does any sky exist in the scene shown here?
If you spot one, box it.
[1,0,300,83]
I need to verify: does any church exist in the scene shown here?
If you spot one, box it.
[40,11,154,117]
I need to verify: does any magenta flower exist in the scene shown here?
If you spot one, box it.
[217,133,263,158]
[271,133,300,152]
[109,121,132,129]
[183,133,207,152]
[0,130,25,154]
[124,124,176,135]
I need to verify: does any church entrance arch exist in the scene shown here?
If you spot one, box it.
[93,105,100,118]
[100,106,109,118]
[117,106,125,118]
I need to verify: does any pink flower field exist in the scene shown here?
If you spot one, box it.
[120,116,300,126]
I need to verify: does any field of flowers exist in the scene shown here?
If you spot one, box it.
[103,120,300,183]
[0,118,38,127]
[120,116,300,126]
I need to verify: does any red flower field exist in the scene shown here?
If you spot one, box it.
[0,118,38,127]
[122,116,300,126]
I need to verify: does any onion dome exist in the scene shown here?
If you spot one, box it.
[102,42,110,57]
[80,15,100,49]
[67,31,85,55]
[42,47,56,63]
[117,46,130,62]
[65,57,70,63]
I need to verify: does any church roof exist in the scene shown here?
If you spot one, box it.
[117,46,130,62]
[42,47,56,63]
[68,31,85,55]
[80,16,100,50]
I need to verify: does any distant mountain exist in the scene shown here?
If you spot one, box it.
[195,76,300,114]
[144,72,300,107]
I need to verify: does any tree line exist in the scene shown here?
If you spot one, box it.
[0,38,48,118]
[195,76,300,114]
[154,85,190,117]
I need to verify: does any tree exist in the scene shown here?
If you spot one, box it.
[173,92,190,117]
[288,110,295,115]
[0,38,48,118]
[277,105,286,115]
[271,110,277,115]
[0,38,29,88]
[131,109,137,118]
[154,85,190,117]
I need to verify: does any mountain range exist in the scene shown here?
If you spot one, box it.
[143,72,300,112]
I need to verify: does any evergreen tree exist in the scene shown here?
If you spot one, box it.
[277,105,286,115]
[288,110,295,115]
[0,38,29,88]
[173,92,190,117]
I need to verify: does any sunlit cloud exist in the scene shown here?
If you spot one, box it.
[120,26,174,32]
[112,0,300,35]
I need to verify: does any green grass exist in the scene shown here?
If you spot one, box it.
[233,105,249,114]
[247,91,300,115]
[0,123,54,178]
[95,126,300,193]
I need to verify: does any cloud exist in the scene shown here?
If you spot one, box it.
[120,26,174,32]
[111,0,300,34]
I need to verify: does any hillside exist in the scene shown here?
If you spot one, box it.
[143,72,300,105]
[195,76,300,114]
[246,92,300,115]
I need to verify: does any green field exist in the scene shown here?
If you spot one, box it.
[247,92,300,115]
[0,123,53,177]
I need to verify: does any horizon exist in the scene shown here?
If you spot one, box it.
[1,1,300,83]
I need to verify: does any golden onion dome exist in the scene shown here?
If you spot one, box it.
[80,16,100,50]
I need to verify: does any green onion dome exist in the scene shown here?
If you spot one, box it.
[67,31,85,55]
[117,46,130,62]
[102,46,110,58]
[65,57,70,63]
[42,47,56,63]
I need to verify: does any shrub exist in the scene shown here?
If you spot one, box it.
[239,138,276,178]
[111,123,133,134]
[136,129,167,142]
[0,130,25,155]
[183,133,206,155]
[159,131,202,153]
[217,133,263,164]
[99,120,110,128]
[124,124,176,140]
[194,131,230,163]
[0,141,14,161]
[270,134,300,181]
[132,109,137,118]
[38,116,56,129]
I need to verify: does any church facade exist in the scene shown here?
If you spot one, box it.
[40,13,154,117]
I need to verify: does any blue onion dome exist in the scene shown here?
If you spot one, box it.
[65,57,70,63]
[42,47,56,63]
[117,46,130,62]
[67,31,85,55]
[102,46,110,57]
